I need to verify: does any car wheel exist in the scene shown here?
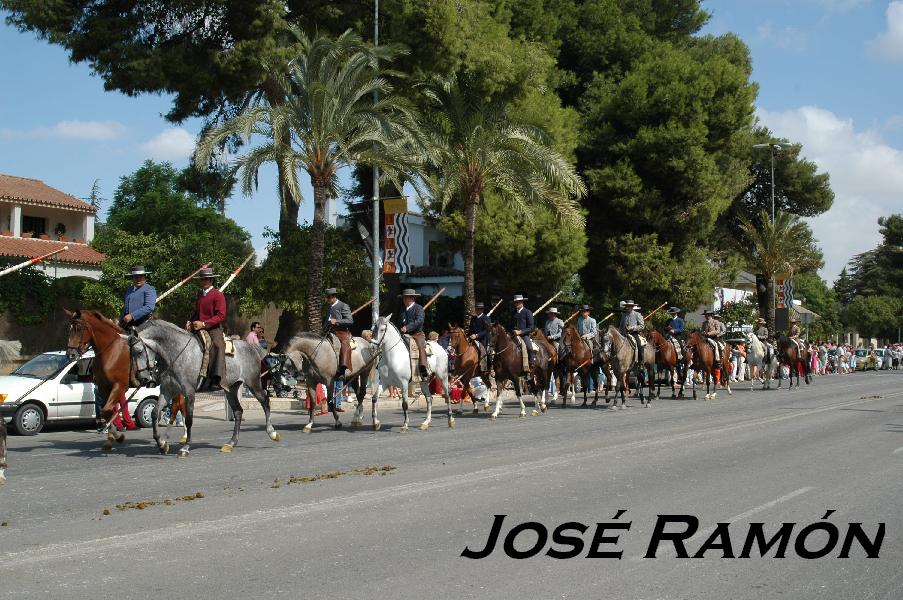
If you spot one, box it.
[136,397,158,428]
[13,403,44,436]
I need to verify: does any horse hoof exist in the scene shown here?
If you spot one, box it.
[0,473,5,485]
[180,436,188,444]
[303,424,313,433]
[483,404,490,412]
[448,418,456,428]
[645,403,650,408]
[114,434,125,444]
[541,404,547,413]
[177,449,189,459]
[334,422,343,430]
[400,426,409,433]
[351,420,362,428]
[270,431,281,442]
[472,408,479,415]
[373,422,381,431]
[160,442,170,455]
[419,422,429,430]
[519,412,526,419]
[101,442,113,453]
[531,409,539,417]
[220,444,233,453]
[490,414,498,421]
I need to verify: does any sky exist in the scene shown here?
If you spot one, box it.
[1,1,902,282]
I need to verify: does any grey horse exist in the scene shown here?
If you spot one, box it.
[130,319,279,457]
[282,332,376,432]
[602,325,650,409]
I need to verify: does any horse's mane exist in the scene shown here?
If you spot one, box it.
[77,309,124,333]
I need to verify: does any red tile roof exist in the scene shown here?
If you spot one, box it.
[0,174,96,213]
[0,236,104,266]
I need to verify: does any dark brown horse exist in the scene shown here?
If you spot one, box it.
[776,335,811,389]
[0,413,6,484]
[557,324,612,407]
[647,330,685,398]
[448,326,493,414]
[488,323,552,418]
[684,332,733,400]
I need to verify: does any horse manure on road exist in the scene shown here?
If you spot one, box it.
[860,395,882,399]
[281,465,396,487]
[104,491,205,514]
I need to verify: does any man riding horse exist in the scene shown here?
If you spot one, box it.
[619,300,645,352]
[664,307,685,342]
[702,309,724,363]
[789,316,803,354]
[396,288,429,379]
[324,287,353,380]
[543,307,564,354]
[184,266,226,391]
[511,294,536,372]
[119,265,157,329]
[468,301,492,368]
[754,317,774,361]
[576,304,598,353]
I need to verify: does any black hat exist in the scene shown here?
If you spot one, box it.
[666,306,681,314]
[399,288,420,297]
[512,294,528,302]
[579,304,592,311]
[622,299,635,306]
[474,301,486,310]
[126,265,151,277]
[193,267,217,279]
[324,287,339,296]
[703,309,714,315]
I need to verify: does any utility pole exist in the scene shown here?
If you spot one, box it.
[371,0,381,326]
[753,141,792,328]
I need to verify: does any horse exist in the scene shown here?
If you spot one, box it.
[557,324,611,407]
[602,326,650,409]
[684,332,733,400]
[282,330,377,432]
[0,339,20,484]
[65,309,140,453]
[371,316,453,431]
[488,323,552,419]
[776,336,811,389]
[744,332,777,390]
[130,319,278,456]
[447,326,493,414]
[646,330,684,398]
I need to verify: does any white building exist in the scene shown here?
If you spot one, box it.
[395,212,464,298]
[0,174,105,279]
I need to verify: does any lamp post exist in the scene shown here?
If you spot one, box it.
[752,142,793,325]
[371,0,381,325]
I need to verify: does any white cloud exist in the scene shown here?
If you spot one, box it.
[140,127,196,161]
[867,0,903,60]
[810,0,872,12]
[756,22,809,51]
[0,119,127,141]
[757,105,903,280]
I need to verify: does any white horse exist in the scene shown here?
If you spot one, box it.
[744,332,777,390]
[372,317,453,431]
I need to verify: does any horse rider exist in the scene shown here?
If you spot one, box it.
[544,307,564,353]
[185,266,226,391]
[789,316,803,354]
[701,309,722,362]
[576,304,598,352]
[119,265,157,328]
[754,317,770,343]
[664,307,685,343]
[324,288,353,380]
[511,294,536,371]
[468,301,492,363]
[619,300,645,352]
[396,288,429,379]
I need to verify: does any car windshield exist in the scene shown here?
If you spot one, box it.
[11,354,71,379]
[855,349,867,357]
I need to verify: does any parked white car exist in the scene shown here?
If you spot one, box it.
[0,350,161,435]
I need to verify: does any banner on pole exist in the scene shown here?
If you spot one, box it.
[383,198,409,274]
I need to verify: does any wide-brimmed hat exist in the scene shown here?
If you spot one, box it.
[666,306,681,314]
[579,304,592,311]
[125,265,151,277]
[546,307,559,314]
[512,294,528,302]
[399,288,420,297]
[790,317,799,323]
[703,309,714,315]
[756,317,767,324]
[622,300,635,307]
[193,267,217,279]
[324,287,339,296]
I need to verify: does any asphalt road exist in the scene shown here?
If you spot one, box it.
[1,373,901,600]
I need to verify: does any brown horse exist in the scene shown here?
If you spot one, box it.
[448,326,493,414]
[602,326,651,408]
[684,332,733,400]
[647,330,685,398]
[488,323,552,418]
[557,324,612,407]
[776,335,811,389]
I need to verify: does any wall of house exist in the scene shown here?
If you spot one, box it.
[15,205,90,241]
[34,262,102,281]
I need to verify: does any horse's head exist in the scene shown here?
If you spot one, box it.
[127,330,158,386]
[373,316,391,346]
[64,309,90,360]
[448,326,467,352]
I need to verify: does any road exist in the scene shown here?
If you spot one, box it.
[0,373,901,600]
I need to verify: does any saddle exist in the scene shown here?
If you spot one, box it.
[669,337,683,360]
[404,334,432,382]
[626,332,646,356]
[515,336,539,371]
[473,340,489,372]
[327,332,358,351]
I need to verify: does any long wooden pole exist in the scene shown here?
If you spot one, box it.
[220,251,256,293]
[563,310,580,325]
[644,301,668,321]
[486,298,504,317]
[422,287,446,311]
[599,311,615,324]
[157,262,210,303]
[0,246,68,278]
[351,298,374,316]
[533,291,563,315]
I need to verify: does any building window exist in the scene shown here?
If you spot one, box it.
[429,241,453,268]
[22,215,46,236]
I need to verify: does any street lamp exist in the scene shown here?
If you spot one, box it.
[752,141,793,323]
[371,0,381,325]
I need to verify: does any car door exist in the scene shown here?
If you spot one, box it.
[55,359,95,419]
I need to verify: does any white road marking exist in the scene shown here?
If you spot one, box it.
[892,446,903,455]
[0,391,896,568]
[687,486,815,543]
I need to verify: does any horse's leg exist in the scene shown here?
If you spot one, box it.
[221,383,243,453]
[724,359,732,396]
[490,377,505,420]
[252,379,279,443]
[0,416,7,484]
[372,382,382,431]
[179,394,195,458]
[420,377,433,430]
[327,383,342,430]
[152,395,170,455]
[400,381,410,432]
[351,379,366,427]
[516,377,527,418]
[303,384,316,433]
[441,376,455,428]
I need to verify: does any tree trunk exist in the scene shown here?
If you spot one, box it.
[276,154,300,240]
[765,276,776,334]
[306,183,328,330]
[463,193,479,318]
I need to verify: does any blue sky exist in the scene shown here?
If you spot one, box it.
[2,0,902,281]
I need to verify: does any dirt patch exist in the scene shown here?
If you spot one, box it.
[860,395,883,399]
[105,491,205,514]
[280,465,396,487]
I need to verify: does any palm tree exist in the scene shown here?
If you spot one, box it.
[196,30,424,328]
[737,209,823,331]
[421,75,587,316]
